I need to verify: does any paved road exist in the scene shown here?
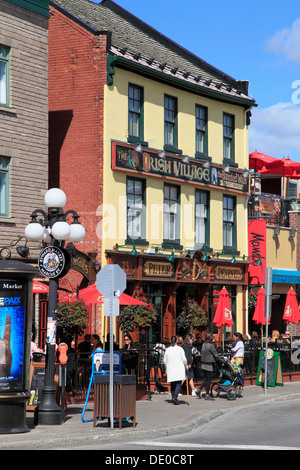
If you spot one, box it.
[58,397,300,451]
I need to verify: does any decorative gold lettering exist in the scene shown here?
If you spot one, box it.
[143,261,174,277]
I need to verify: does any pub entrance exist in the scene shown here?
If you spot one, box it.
[147,282,164,344]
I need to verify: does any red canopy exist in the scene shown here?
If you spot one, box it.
[259,156,300,179]
[32,280,49,294]
[58,284,147,306]
[282,287,300,324]
[252,287,270,325]
[213,287,233,328]
[249,151,283,172]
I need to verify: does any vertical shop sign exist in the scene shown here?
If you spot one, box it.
[248,219,266,285]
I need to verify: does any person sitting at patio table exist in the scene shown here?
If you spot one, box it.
[121,334,138,374]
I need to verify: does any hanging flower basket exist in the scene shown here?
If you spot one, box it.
[119,293,157,332]
[57,299,89,342]
[248,292,257,309]
[176,298,208,336]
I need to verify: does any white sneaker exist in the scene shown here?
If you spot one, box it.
[192,389,197,397]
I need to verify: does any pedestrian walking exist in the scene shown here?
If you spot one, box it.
[182,333,198,397]
[164,335,187,405]
[196,332,221,400]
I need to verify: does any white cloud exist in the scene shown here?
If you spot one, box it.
[266,18,300,65]
[248,102,300,161]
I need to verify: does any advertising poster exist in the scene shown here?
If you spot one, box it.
[0,280,26,392]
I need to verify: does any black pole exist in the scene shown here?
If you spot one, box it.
[36,277,63,425]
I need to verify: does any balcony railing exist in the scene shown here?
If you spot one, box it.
[248,193,292,227]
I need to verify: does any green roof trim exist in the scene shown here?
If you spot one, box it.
[5,0,49,17]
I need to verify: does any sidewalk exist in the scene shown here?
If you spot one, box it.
[1,382,300,450]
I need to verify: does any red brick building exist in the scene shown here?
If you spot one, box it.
[49,4,108,293]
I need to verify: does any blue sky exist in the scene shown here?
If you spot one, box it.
[96,0,300,161]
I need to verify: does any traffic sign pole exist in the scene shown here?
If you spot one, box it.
[96,265,126,430]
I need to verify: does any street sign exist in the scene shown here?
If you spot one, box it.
[96,264,127,430]
[104,297,120,316]
[96,264,126,299]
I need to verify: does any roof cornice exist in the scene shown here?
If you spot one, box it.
[108,51,256,108]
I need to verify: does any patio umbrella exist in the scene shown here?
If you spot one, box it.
[58,284,147,306]
[249,152,284,197]
[249,151,283,172]
[259,157,300,178]
[282,287,300,358]
[32,280,49,294]
[258,157,300,198]
[213,287,233,349]
[252,287,269,345]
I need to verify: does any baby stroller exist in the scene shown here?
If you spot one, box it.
[210,356,244,400]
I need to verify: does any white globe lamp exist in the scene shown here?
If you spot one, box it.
[44,188,67,208]
[51,221,71,240]
[69,223,86,242]
[25,222,45,241]
[42,227,52,243]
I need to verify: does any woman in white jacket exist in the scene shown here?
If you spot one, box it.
[164,336,187,405]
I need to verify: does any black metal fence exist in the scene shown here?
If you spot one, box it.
[248,193,292,227]
[62,339,300,402]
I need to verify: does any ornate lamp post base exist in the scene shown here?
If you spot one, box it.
[36,344,63,425]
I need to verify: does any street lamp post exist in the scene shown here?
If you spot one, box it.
[25,188,85,425]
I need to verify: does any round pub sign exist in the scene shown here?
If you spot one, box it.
[38,246,65,279]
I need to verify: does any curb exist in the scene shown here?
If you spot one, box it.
[1,388,300,449]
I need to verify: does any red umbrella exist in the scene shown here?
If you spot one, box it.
[259,156,300,179]
[249,151,282,172]
[252,287,269,346]
[252,287,270,326]
[213,287,233,328]
[213,287,233,349]
[282,287,300,358]
[32,280,49,294]
[58,284,147,306]
[282,287,300,324]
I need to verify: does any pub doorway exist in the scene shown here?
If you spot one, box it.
[148,282,165,344]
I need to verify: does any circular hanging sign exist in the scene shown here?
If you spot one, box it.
[266,348,274,360]
[38,245,65,279]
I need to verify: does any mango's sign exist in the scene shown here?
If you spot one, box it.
[112,141,249,194]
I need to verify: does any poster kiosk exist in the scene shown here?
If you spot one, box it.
[0,260,39,433]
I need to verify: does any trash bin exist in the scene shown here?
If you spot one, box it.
[93,374,136,429]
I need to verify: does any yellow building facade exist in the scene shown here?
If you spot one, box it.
[102,64,255,342]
